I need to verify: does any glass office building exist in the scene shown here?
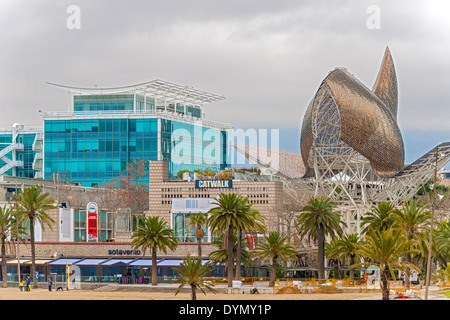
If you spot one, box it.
[0,124,43,179]
[43,80,231,187]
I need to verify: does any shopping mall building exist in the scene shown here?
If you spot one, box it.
[0,80,288,284]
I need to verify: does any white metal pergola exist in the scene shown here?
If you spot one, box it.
[46,79,226,114]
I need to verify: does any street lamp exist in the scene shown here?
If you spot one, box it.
[424,146,438,300]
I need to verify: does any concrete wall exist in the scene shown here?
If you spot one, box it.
[148,161,284,232]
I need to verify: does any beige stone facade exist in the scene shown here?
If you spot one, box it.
[147,161,284,232]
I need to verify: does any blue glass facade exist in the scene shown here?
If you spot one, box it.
[44,117,229,186]
[44,118,158,187]
[74,95,155,113]
[161,119,229,180]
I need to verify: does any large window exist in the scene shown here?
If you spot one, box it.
[74,95,134,112]
[172,212,209,243]
[44,118,157,187]
[44,116,230,186]
[161,119,229,180]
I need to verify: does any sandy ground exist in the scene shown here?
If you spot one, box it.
[0,286,381,300]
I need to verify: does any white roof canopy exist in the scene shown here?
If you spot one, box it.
[47,79,226,106]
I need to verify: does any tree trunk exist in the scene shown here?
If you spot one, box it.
[151,247,158,286]
[333,260,340,279]
[1,236,7,287]
[195,224,203,258]
[349,255,355,280]
[227,226,234,287]
[381,268,390,300]
[405,252,412,289]
[191,285,197,300]
[317,225,325,279]
[235,230,242,280]
[30,216,38,289]
[197,237,202,258]
[269,256,278,287]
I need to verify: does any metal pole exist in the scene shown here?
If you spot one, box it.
[424,145,438,300]
[16,215,21,286]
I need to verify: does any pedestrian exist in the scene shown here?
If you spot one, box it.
[27,277,31,291]
[19,279,24,291]
[25,277,29,291]
[48,276,53,292]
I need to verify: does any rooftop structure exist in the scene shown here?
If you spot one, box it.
[46,79,226,120]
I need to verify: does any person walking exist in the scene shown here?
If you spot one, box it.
[19,279,24,292]
[48,276,53,292]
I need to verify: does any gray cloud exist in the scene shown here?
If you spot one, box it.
[0,0,449,164]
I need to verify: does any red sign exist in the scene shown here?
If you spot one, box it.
[86,202,98,241]
[245,235,254,250]
[87,213,98,241]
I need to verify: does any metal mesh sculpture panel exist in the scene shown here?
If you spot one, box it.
[300,47,404,178]
[372,47,398,118]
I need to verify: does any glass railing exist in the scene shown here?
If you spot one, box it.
[5,274,180,285]
[6,273,47,282]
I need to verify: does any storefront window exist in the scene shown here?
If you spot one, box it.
[172,212,208,243]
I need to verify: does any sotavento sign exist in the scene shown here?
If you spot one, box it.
[195,179,233,189]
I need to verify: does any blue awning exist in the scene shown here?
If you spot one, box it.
[129,259,158,266]
[157,259,211,266]
[157,259,184,266]
[74,259,108,266]
[100,259,136,266]
[47,258,83,266]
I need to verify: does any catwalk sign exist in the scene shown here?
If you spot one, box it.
[195,179,233,189]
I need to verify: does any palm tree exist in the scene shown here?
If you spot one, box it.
[189,213,207,258]
[391,199,430,288]
[254,231,298,287]
[361,201,397,290]
[296,197,345,279]
[172,256,217,300]
[16,186,56,288]
[325,238,342,279]
[0,205,25,287]
[434,263,450,285]
[434,220,449,268]
[332,233,363,280]
[361,201,395,233]
[235,205,265,280]
[207,193,258,287]
[208,232,253,275]
[131,216,178,286]
[353,228,419,300]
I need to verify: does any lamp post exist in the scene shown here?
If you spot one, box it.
[424,146,438,300]
[13,201,21,286]
[16,219,21,285]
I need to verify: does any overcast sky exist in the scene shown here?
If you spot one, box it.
[0,0,449,165]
